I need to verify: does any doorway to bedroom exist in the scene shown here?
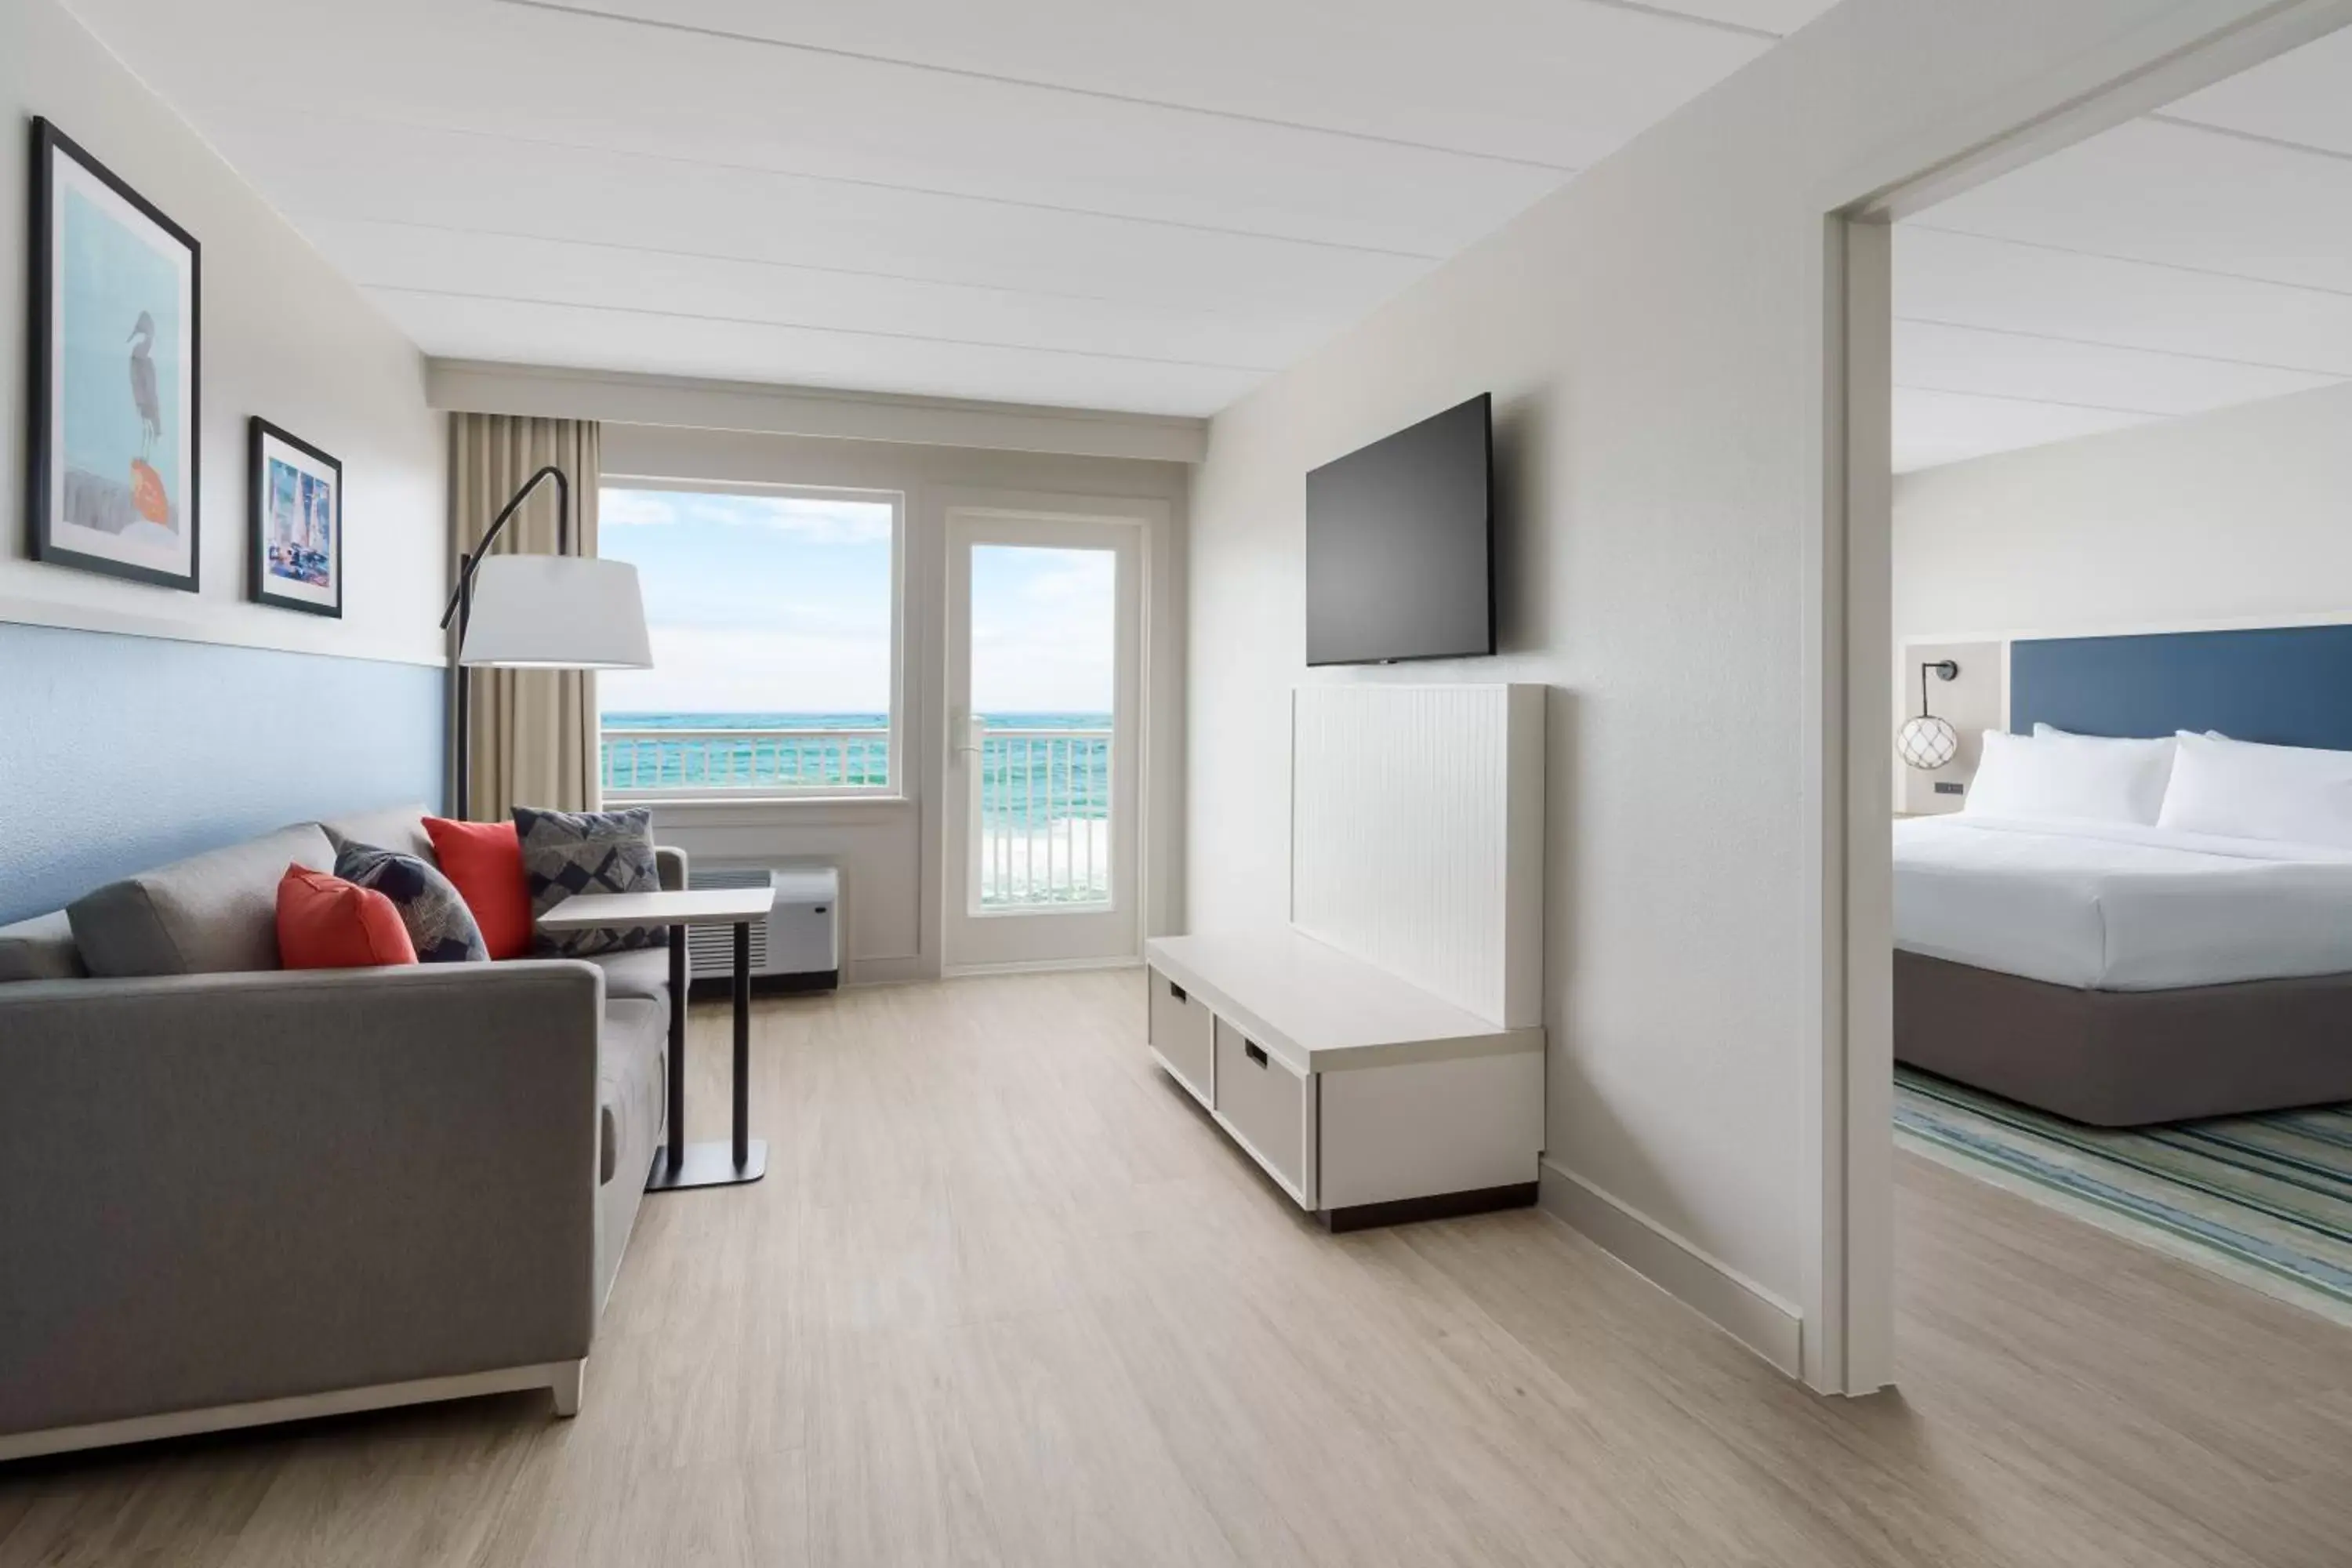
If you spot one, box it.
[1848,11,2352,1361]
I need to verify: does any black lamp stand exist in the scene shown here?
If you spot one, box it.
[437,465,572,821]
[1916,658,1959,718]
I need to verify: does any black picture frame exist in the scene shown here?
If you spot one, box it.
[248,416,343,618]
[25,116,203,593]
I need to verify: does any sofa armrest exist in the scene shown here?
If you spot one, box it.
[0,961,604,1439]
[656,844,688,892]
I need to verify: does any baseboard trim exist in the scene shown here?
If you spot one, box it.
[1537,1157,1803,1377]
[0,1360,577,1463]
[843,955,934,987]
[942,955,1145,978]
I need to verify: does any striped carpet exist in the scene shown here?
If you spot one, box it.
[1894,1066,2352,1327]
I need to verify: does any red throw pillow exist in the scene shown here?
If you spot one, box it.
[423,816,533,960]
[277,866,418,969]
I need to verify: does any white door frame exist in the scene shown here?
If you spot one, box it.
[1809,0,2352,1396]
[938,493,1156,974]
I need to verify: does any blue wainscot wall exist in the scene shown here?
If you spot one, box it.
[0,623,445,924]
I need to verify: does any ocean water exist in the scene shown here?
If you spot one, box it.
[602,710,1115,902]
[599,711,1112,822]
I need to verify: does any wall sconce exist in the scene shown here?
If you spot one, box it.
[1898,659,1961,770]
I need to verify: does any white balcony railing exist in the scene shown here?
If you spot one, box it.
[601,727,891,797]
[601,722,1109,909]
[977,728,1112,908]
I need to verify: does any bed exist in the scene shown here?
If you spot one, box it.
[1893,622,2352,1126]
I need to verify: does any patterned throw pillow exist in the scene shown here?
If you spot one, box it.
[333,842,489,964]
[513,805,668,957]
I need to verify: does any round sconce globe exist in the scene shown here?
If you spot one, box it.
[1898,714,1959,771]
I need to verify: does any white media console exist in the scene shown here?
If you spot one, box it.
[1146,684,1546,1229]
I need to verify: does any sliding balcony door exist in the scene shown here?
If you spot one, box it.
[942,507,1141,971]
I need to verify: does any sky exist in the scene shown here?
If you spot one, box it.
[971,543,1114,714]
[598,488,1113,717]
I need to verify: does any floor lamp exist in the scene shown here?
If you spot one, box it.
[439,464,652,819]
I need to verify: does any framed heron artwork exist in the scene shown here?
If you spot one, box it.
[25,117,201,592]
[249,418,342,616]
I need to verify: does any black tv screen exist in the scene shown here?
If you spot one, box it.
[1305,394,1493,666]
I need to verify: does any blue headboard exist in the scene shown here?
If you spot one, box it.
[2009,623,2352,750]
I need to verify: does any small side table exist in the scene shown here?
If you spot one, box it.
[539,885,776,1192]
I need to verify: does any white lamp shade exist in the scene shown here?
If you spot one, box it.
[459,554,652,669]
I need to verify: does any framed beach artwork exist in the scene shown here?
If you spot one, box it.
[249,418,343,616]
[25,117,201,592]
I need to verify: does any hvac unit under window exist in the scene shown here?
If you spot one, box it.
[684,865,840,989]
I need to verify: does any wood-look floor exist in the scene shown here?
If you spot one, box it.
[3,970,2347,1567]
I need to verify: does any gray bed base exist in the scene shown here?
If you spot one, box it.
[1894,949,2352,1127]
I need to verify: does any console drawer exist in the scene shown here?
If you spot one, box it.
[1147,967,1214,1105]
[1213,1018,1312,1201]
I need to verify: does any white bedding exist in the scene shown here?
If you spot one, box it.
[1893,815,2352,990]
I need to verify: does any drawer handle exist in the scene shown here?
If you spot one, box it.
[1168,982,1188,1003]
[1243,1041,1268,1068]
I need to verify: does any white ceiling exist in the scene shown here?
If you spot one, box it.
[67,0,1840,418]
[1892,25,2352,472]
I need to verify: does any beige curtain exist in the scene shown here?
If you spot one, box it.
[448,414,603,820]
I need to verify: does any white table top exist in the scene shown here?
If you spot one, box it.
[1145,929,1542,1073]
[539,887,775,931]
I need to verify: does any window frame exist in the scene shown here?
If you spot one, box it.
[597,477,907,805]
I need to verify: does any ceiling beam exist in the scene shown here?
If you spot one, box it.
[426,361,1211,463]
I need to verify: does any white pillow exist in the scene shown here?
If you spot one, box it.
[1964,728,2175,825]
[2157,731,2352,848]
[2037,723,2226,740]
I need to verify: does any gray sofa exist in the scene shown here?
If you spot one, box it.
[0,805,679,1461]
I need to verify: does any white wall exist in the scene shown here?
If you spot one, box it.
[601,423,1187,985]
[1,0,444,667]
[0,0,448,918]
[1185,0,2297,1363]
[1893,640,2002,815]
[1896,377,2352,651]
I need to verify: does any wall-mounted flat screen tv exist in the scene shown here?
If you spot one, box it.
[1304,393,1493,666]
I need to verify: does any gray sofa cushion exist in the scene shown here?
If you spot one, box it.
[0,960,603,1436]
[0,912,85,983]
[585,947,670,1003]
[67,823,336,976]
[321,804,436,862]
[596,997,666,1309]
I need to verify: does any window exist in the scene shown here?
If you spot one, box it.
[969,543,1116,907]
[597,483,902,798]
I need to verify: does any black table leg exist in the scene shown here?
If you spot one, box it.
[666,921,686,1174]
[646,918,767,1192]
[733,919,750,1169]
